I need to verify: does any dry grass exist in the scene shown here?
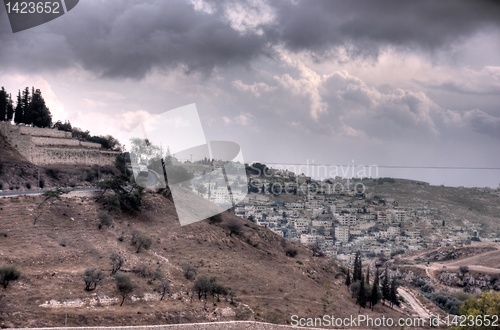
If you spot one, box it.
[0,194,407,327]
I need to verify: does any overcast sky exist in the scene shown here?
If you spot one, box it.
[1,0,500,187]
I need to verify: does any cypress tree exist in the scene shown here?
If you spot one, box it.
[345,268,351,287]
[381,266,390,305]
[389,278,399,307]
[14,90,23,124]
[365,266,370,285]
[370,267,381,310]
[356,275,367,311]
[0,87,7,121]
[353,251,362,282]
[29,89,52,128]
[21,87,31,124]
[6,93,14,121]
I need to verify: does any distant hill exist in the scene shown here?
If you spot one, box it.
[368,179,500,235]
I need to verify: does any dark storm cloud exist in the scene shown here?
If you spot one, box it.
[269,0,500,55]
[1,0,500,78]
[0,0,268,78]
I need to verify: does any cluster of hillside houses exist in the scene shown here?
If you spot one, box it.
[231,177,482,262]
[182,162,488,261]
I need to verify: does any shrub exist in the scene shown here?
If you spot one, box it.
[98,210,112,229]
[131,232,152,253]
[0,265,21,289]
[83,268,103,291]
[133,264,152,278]
[423,291,466,315]
[45,168,60,180]
[85,169,98,182]
[181,264,197,280]
[39,179,45,189]
[110,253,124,275]
[286,248,298,257]
[25,182,31,189]
[227,220,243,236]
[208,214,223,224]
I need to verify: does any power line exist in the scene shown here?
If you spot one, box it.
[259,162,500,170]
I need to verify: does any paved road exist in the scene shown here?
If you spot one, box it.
[398,288,431,319]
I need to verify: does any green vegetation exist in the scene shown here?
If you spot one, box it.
[0,87,14,122]
[83,268,103,291]
[7,87,52,128]
[193,275,228,301]
[98,210,112,229]
[96,177,144,213]
[459,291,500,329]
[109,253,124,275]
[0,265,21,289]
[131,231,152,253]
[181,264,197,280]
[114,272,134,306]
[423,291,469,315]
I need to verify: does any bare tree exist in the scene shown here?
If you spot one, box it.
[115,272,134,306]
[83,268,103,291]
[155,281,170,301]
[110,253,124,275]
[34,188,70,224]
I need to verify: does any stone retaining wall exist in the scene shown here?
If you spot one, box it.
[32,137,101,149]
[0,122,119,166]
[18,125,72,138]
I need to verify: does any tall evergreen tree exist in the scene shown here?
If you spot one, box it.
[365,266,370,285]
[21,87,31,124]
[356,275,367,311]
[0,87,7,121]
[345,268,351,287]
[352,252,359,281]
[6,93,14,121]
[13,90,23,124]
[381,266,390,305]
[29,89,52,127]
[389,278,399,307]
[370,267,381,310]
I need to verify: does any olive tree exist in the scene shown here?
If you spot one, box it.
[131,232,152,253]
[83,268,103,291]
[115,272,134,306]
[110,253,124,275]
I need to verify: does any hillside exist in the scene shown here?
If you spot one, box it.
[367,179,500,235]
[0,193,408,328]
